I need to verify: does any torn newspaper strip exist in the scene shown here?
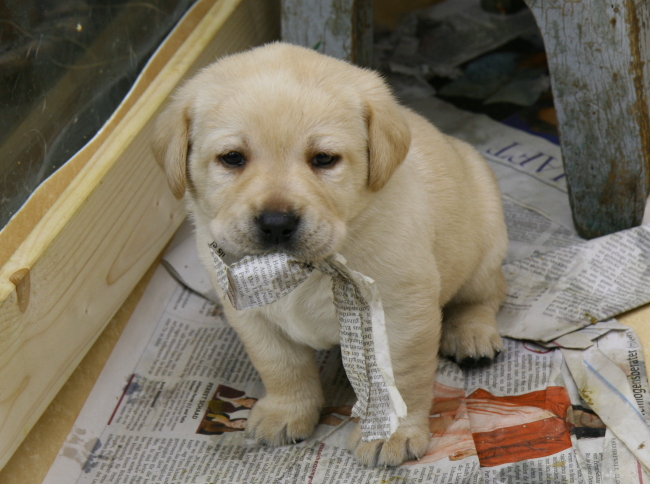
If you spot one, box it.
[208,243,407,441]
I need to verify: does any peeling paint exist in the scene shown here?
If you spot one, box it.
[525,0,650,238]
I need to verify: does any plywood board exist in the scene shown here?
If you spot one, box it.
[0,256,161,484]
[0,0,280,470]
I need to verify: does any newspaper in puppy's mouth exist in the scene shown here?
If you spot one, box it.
[208,242,407,441]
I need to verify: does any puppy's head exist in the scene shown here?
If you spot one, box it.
[153,43,411,260]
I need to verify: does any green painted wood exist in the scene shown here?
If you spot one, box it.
[525,0,650,238]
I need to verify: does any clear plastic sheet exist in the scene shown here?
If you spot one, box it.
[0,0,196,228]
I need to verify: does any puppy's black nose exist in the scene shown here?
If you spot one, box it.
[257,211,299,245]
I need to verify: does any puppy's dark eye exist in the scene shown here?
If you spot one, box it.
[220,151,245,167]
[312,153,340,168]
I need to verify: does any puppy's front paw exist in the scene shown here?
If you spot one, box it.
[440,319,503,367]
[348,418,430,467]
[245,395,320,446]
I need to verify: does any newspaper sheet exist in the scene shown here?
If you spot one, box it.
[45,96,650,483]
[499,225,650,342]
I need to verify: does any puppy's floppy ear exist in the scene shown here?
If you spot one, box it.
[365,81,411,192]
[152,90,193,199]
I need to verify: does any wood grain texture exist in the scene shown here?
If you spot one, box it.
[0,256,160,484]
[281,0,373,66]
[0,0,280,470]
[525,0,650,238]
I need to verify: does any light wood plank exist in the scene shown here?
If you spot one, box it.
[0,0,280,470]
[0,255,160,484]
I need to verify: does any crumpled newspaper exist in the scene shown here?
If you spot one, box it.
[208,242,407,441]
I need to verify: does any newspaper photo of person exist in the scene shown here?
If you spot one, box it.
[467,386,573,467]
[197,384,257,436]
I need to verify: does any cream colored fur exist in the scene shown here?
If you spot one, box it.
[153,42,508,467]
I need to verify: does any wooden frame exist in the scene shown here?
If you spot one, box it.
[0,0,280,469]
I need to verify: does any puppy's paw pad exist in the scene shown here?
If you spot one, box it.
[440,320,503,365]
[348,421,430,467]
[245,396,319,446]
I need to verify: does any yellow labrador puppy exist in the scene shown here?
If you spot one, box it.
[153,42,507,467]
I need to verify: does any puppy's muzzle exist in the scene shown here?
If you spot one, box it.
[257,210,300,247]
